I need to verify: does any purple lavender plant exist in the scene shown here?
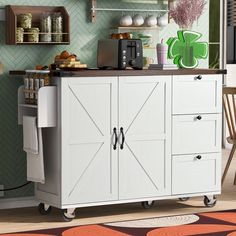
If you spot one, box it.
[170,0,207,29]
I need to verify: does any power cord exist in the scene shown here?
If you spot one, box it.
[0,181,32,192]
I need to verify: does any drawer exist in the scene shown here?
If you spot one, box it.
[173,75,222,114]
[172,153,221,195]
[172,114,221,155]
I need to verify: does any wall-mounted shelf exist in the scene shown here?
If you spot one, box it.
[91,0,173,22]
[19,104,37,109]
[6,5,70,45]
[15,42,70,45]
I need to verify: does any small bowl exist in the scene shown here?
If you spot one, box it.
[157,14,168,27]
[145,15,157,27]
[132,14,144,26]
[119,15,133,26]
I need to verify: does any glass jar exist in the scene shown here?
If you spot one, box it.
[52,12,63,42]
[26,28,40,43]
[40,13,52,42]
[16,27,24,43]
[24,74,30,104]
[18,13,32,29]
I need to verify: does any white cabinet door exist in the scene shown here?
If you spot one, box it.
[172,114,222,155]
[61,77,118,205]
[119,76,171,200]
[172,153,221,194]
[173,75,222,114]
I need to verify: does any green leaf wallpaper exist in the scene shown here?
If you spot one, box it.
[0,0,209,199]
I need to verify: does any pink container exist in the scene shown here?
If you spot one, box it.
[156,43,168,65]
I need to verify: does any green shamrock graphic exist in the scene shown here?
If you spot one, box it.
[167,30,208,68]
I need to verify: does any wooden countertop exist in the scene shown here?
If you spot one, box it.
[9,68,227,77]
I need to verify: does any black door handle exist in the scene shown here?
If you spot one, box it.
[113,128,118,150]
[120,127,125,150]
[196,155,202,160]
[196,115,202,120]
[195,75,202,80]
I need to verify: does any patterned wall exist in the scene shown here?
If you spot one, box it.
[0,0,209,199]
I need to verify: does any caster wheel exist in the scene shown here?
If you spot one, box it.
[141,201,154,209]
[38,203,52,215]
[62,209,76,222]
[179,197,190,202]
[204,196,217,208]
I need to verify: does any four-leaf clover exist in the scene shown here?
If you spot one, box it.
[167,30,208,68]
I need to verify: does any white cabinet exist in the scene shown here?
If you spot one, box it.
[61,77,118,204]
[34,73,223,219]
[119,76,171,199]
[60,76,171,205]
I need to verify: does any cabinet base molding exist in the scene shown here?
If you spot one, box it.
[37,191,221,209]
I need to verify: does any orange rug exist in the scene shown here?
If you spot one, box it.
[2,209,236,236]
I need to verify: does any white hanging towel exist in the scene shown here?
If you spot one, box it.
[23,116,38,154]
[23,116,45,184]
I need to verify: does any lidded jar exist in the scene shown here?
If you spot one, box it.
[16,27,24,43]
[26,27,40,43]
[52,12,63,42]
[18,13,32,29]
[40,12,52,42]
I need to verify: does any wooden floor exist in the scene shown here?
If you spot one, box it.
[1,149,236,234]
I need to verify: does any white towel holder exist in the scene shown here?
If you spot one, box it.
[18,85,57,128]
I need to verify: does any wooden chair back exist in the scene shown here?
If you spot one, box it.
[223,87,236,140]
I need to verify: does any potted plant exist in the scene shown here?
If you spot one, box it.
[167,0,208,69]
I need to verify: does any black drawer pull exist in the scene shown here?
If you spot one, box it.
[195,75,202,80]
[196,155,202,160]
[196,115,202,120]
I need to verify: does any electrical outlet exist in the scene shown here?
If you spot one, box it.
[0,185,4,197]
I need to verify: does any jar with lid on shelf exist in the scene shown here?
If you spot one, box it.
[40,13,52,42]
[18,13,32,29]
[16,27,24,43]
[26,28,40,43]
[23,74,30,104]
[52,12,63,42]
[28,73,35,104]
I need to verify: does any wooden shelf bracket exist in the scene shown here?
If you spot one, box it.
[91,0,97,23]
